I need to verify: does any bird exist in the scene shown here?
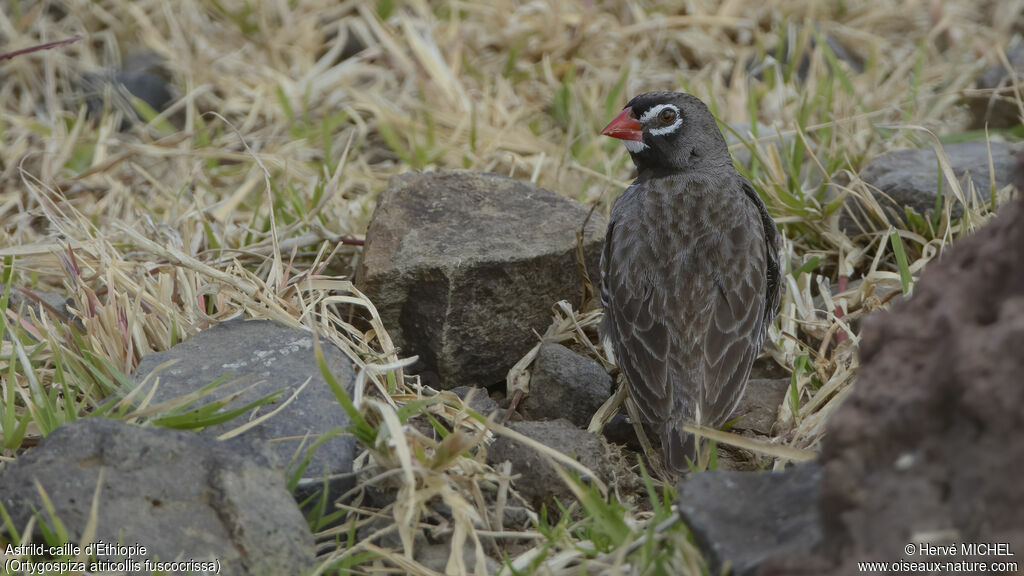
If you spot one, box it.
[599,91,780,474]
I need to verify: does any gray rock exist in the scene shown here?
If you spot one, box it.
[733,378,790,436]
[676,462,824,576]
[968,43,1024,129]
[600,412,641,451]
[745,31,863,84]
[354,514,427,555]
[133,319,357,518]
[520,343,611,428]
[317,22,370,64]
[416,538,502,576]
[409,386,500,442]
[486,419,626,517]
[451,385,500,416]
[1,284,72,322]
[749,356,790,381]
[355,170,605,389]
[843,141,1021,234]
[78,53,175,130]
[0,418,315,576]
[725,122,795,170]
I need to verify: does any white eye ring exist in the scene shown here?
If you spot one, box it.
[641,104,682,136]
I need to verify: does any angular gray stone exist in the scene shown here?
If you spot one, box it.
[521,343,611,428]
[600,412,641,451]
[133,319,356,517]
[843,141,1021,234]
[416,538,502,576]
[745,31,863,84]
[409,386,500,442]
[0,418,315,576]
[450,385,500,416]
[1,284,72,323]
[355,170,606,389]
[486,419,627,517]
[677,462,824,576]
[725,122,795,170]
[968,43,1024,129]
[749,356,791,381]
[733,378,790,436]
[78,53,176,130]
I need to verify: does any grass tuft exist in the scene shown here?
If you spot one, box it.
[1,0,1021,574]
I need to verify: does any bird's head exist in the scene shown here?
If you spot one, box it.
[601,91,731,174]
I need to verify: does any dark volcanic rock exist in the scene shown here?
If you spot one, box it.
[0,418,315,576]
[600,412,640,450]
[816,195,1024,574]
[745,31,863,84]
[416,538,502,576]
[843,141,1022,234]
[450,385,500,416]
[520,343,611,428]
[677,463,824,576]
[732,378,789,436]
[78,53,176,130]
[1,284,72,323]
[487,419,626,516]
[725,122,795,170]
[749,356,790,381]
[355,170,605,389]
[133,319,357,517]
[968,43,1024,129]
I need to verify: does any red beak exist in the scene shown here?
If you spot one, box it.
[601,106,643,141]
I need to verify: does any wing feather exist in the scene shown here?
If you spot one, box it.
[601,190,673,422]
[601,176,781,448]
[700,179,780,423]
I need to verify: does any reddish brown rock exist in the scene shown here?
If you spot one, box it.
[814,194,1024,574]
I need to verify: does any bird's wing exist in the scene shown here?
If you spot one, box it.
[746,179,782,330]
[699,179,779,424]
[601,195,674,423]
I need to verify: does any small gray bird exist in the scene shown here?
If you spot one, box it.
[599,91,780,473]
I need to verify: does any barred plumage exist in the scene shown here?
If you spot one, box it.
[600,91,780,473]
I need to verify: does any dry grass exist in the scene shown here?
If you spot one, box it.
[1,0,1022,574]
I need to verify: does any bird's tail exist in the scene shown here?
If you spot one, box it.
[662,424,697,474]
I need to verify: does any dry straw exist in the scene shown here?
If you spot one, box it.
[1,0,1021,574]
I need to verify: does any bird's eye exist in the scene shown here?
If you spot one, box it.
[659,109,677,124]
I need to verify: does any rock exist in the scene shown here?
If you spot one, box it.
[354,513,428,555]
[1,284,72,322]
[745,31,863,84]
[416,538,502,576]
[968,43,1024,129]
[0,418,315,575]
[520,343,611,428]
[815,194,1024,574]
[133,319,357,518]
[356,170,605,389]
[749,356,790,381]
[842,141,1021,234]
[317,21,370,64]
[451,385,500,417]
[487,419,626,517]
[78,53,175,130]
[732,378,789,436]
[408,386,500,442]
[117,54,175,113]
[725,122,795,170]
[676,462,824,576]
[600,412,641,451]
